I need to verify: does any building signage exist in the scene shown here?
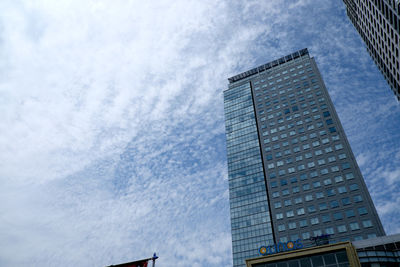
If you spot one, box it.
[259,239,303,256]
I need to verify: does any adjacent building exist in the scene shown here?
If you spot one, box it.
[245,233,400,267]
[224,49,385,267]
[343,0,400,100]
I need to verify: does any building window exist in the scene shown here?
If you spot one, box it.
[333,212,343,220]
[278,224,286,232]
[319,203,328,211]
[316,192,324,199]
[349,184,359,191]
[345,173,354,180]
[322,214,331,222]
[295,197,303,204]
[330,200,339,208]
[342,197,351,206]
[268,163,275,169]
[303,184,311,191]
[338,186,347,194]
[274,202,282,208]
[313,181,321,188]
[310,217,319,225]
[272,191,280,198]
[334,175,344,183]
[345,210,355,218]
[349,222,360,231]
[328,156,336,162]
[342,162,351,169]
[288,222,296,229]
[299,220,308,228]
[313,230,322,236]
[284,199,292,206]
[315,149,323,155]
[287,210,294,217]
[308,162,315,168]
[326,189,336,196]
[362,220,373,228]
[337,225,347,233]
[353,195,363,202]
[297,208,305,215]
[358,207,368,215]
[292,186,300,193]
[302,232,310,239]
[324,178,332,185]
[320,168,329,175]
[331,166,340,172]
[325,227,334,235]
[308,205,317,213]
[305,194,313,201]
[276,213,283,220]
[298,164,306,171]
[335,144,343,150]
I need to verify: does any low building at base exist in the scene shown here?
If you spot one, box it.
[245,234,400,267]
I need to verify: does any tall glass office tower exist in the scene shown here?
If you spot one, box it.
[224,49,385,267]
[343,0,400,100]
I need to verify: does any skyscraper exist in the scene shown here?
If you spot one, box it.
[223,48,385,267]
[343,0,400,100]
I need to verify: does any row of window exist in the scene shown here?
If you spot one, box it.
[271,172,356,198]
[259,97,325,125]
[278,232,378,243]
[269,162,352,184]
[254,74,318,99]
[275,199,364,221]
[268,153,347,173]
[253,64,311,86]
[262,109,329,129]
[277,210,373,234]
[257,85,321,110]
[271,180,358,197]
[274,194,363,211]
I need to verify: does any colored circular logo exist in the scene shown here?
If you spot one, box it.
[286,241,294,249]
[259,246,267,255]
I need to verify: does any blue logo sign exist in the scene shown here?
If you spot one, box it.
[259,239,303,256]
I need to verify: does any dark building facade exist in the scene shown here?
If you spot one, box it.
[343,0,400,100]
[224,49,385,267]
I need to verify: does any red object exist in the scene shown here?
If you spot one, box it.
[125,261,147,267]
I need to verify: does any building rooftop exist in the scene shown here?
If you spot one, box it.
[228,48,309,84]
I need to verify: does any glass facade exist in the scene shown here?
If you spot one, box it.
[224,49,385,267]
[224,82,274,267]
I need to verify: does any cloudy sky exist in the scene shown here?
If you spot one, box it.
[1,0,399,266]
